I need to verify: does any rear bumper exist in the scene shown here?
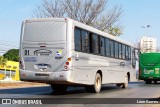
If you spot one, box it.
[139,75,160,81]
[20,69,73,84]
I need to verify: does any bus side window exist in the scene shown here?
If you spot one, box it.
[110,40,114,57]
[74,28,81,51]
[100,37,105,56]
[122,44,126,59]
[115,42,119,58]
[81,30,90,53]
[128,47,131,61]
[119,43,122,59]
[105,38,110,57]
[125,46,129,60]
[132,48,136,68]
[91,34,100,54]
[89,33,92,53]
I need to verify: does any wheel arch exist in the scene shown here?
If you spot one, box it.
[127,72,130,82]
[97,70,102,82]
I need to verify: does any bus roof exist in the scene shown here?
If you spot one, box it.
[24,18,135,47]
[140,52,160,54]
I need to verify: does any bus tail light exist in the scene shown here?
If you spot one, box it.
[64,65,68,69]
[67,58,71,62]
[64,58,72,70]
[66,62,69,65]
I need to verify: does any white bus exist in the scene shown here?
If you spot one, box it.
[19,18,137,93]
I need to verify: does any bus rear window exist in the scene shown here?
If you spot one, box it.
[23,21,66,42]
[140,53,160,66]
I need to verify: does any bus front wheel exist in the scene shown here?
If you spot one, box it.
[122,75,129,88]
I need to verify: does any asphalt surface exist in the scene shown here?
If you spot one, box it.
[0,81,160,107]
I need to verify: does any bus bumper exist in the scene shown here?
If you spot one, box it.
[20,70,74,84]
[139,75,160,81]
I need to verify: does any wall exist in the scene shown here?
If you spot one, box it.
[0,61,19,80]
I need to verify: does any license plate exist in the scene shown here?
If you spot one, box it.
[38,65,48,69]
[34,64,51,69]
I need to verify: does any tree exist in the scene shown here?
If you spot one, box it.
[34,0,123,36]
[108,26,123,36]
[0,56,7,67]
[3,49,19,62]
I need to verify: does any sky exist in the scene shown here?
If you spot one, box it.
[0,0,160,55]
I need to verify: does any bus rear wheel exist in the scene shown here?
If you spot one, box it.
[154,80,157,84]
[145,80,148,84]
[51,84,68,93]
[145,80,152,84]
[148,80,152,84]
[94,73,102,93]
[116,84,123,87]
[85,73,102,93]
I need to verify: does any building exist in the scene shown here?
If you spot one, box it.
[0,61,19,80]
[140,37,157,53]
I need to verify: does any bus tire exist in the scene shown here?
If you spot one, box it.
[145,80,149,84]
[154,81,157,84]
[122,75,128,88]
[116,84,123,87]
[51,84,68,93]
[148,80,152,84]
[92,73,102,93]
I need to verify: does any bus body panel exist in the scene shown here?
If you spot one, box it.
[20,19,74,83]
[139,53,160,81]
[71,51,137,84]
[71,20,137,85]
[20,18,137,86]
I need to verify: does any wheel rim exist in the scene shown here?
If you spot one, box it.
[96,76,101,90]
[96,77,100,89]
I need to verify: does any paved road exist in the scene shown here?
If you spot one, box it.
[0,81,160,107]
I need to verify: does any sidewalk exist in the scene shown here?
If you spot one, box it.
[0,80,48,89]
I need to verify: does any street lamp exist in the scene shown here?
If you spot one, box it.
[141,25,151,36]
[141,25,151,28]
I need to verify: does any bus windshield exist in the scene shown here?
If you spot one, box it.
[140,53,160,66]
